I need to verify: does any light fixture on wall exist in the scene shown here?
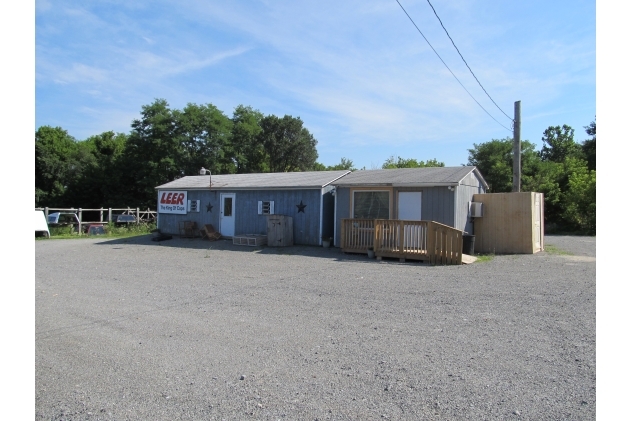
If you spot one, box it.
[447,186,455,192]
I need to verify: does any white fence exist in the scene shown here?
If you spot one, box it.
[35,207,157,233]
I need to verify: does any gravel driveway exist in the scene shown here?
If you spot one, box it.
[35,235,595,420]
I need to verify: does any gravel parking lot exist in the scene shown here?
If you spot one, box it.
[35,235,595,420]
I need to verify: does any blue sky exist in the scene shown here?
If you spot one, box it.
[35,0,595,169]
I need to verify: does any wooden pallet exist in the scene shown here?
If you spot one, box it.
[233,234,267,246]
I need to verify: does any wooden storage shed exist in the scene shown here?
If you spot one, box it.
[155,170,349,246]
[331,167,488,247]
[267,214,293,247]
[471,192,544,254]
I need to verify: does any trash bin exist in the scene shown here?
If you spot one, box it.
[463,234,475,255]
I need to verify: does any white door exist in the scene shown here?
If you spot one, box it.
[220,193,236,237]
[398,192,422,220]
[398,192,423,249]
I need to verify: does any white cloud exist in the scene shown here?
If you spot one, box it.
[53,63,110,85]
[35,0,595,167]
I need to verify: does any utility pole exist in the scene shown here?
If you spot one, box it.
[512,100,521,192]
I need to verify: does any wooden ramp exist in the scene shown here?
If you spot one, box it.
[341,219,463,265]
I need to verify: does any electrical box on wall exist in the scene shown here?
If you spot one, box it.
[470,202,484,217]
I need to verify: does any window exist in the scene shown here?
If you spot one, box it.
[223,197,233,217]
[188,199,200,213]
[353,191,390,219]
[257,201,275,215]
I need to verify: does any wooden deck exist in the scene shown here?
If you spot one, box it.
[341,219,463,265]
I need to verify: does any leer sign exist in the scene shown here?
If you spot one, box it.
[158,191,187,214]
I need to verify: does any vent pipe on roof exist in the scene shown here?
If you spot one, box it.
[200,167,211,188]
[512,100,521,192]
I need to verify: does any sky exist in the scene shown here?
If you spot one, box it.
[34,0,595,169]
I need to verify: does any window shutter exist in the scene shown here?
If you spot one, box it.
[196,200,200,212]
[270,201,275,214]
[187,200,191,212]
[258,201,262,215]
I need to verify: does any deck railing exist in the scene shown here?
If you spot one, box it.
[341,219,463,265]
[340,219,375,252]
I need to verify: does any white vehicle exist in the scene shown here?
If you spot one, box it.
[35,210,50,238]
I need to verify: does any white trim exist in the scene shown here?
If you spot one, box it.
[219,193,236,237]
[258,200,274,215]
[321,170,351,187]
[334,190,338,247]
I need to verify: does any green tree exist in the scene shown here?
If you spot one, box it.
[563,158,596,233]
[175,103,234,176]
[230,105,266,173]
[35,126,80,207]
[467,138,539,193]
[381,156,445,169]
[313,157,356,171]
[582,120,596,171]
[540,124,582,163]
[66,131,128,207]
[120,99,181,207]
[258,115,318,172]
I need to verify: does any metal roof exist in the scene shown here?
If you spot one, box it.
[155,170,351,190]
[331,166,488,189]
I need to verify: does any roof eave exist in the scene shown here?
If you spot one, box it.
[156,185,328,191]
[333,182,459,188]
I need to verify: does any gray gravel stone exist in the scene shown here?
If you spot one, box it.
[36,234,595,420]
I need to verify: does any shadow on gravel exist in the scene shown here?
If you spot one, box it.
[92,234,433,265]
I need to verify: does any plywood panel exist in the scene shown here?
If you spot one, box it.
[472,192,544,254]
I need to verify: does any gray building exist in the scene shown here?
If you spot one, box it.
[155,170,350,246]
[331,167,488,247]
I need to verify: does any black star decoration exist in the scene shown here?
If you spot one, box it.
[206,203,213,212]
[296,200,307,213]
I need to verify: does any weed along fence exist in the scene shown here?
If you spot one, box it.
[341,219,463,265]
[35,207,157,234]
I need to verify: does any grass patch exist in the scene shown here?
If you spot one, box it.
[544,244,572,255]
[474,253,494,263]
[43,223,156,239]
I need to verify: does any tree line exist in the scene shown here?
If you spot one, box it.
[467,122,596,234]
[35,98,595,234]
[36,99,325,209]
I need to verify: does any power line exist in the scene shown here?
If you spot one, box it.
[394,0,512,132]
[424,0,513,121]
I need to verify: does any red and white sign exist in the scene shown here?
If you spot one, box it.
[158,190,187,214]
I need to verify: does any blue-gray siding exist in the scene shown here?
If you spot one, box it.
[157,189,326,246]
[334,180,486,246]
[417,187,454,227]
[455,171,487,234]
[334,187,351,247]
